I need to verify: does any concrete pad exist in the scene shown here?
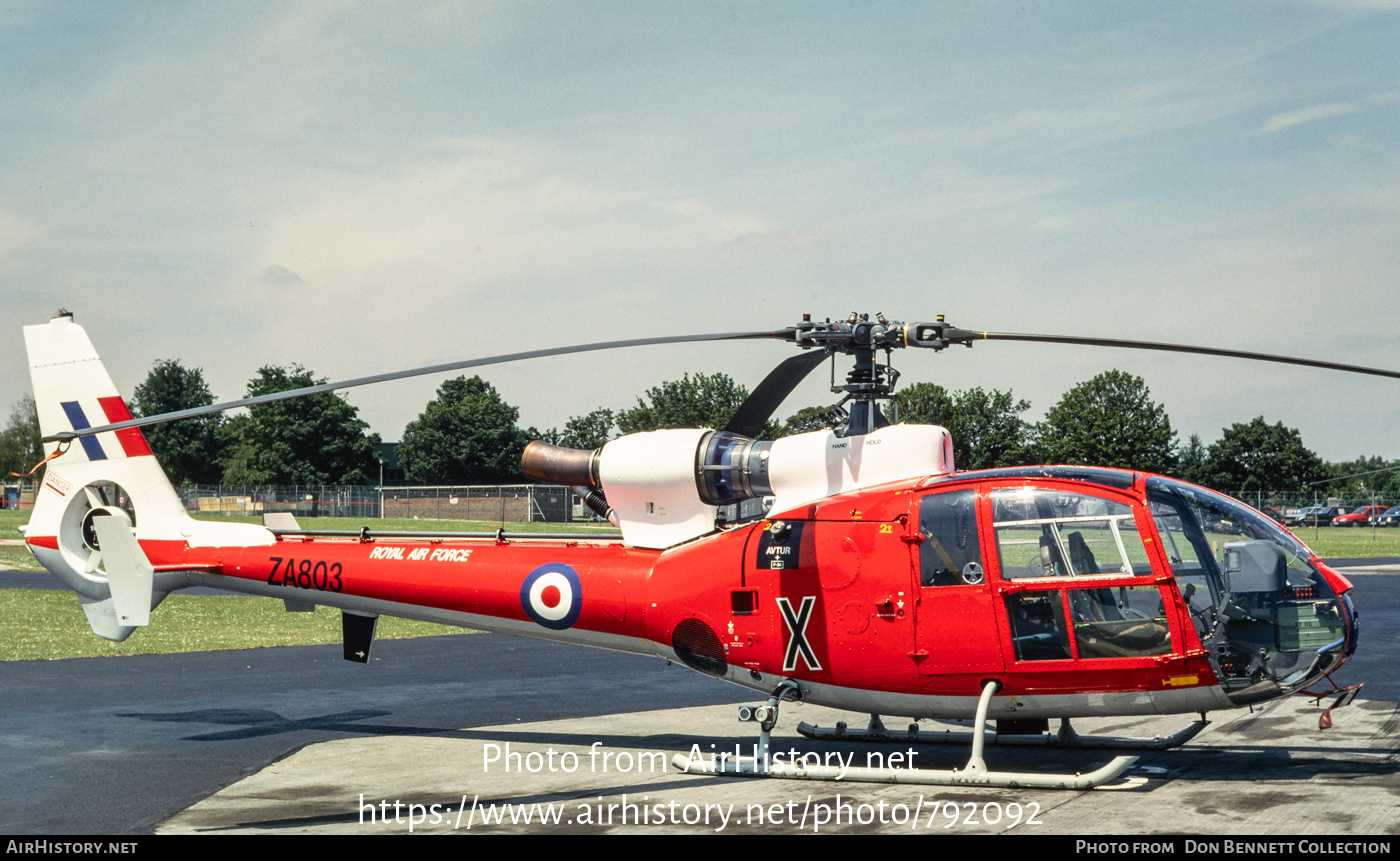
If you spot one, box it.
[160,694,1400,835]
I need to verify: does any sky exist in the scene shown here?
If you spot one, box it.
[2,1,1397,462]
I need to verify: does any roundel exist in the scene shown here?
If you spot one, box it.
[519,563,582,630]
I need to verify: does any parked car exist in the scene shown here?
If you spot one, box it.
[1333,505,1390,527]
[1375,506,1400,527]
[1259,506,1285,524]
[1297,506,1349,526]
[1286,506,1326,526]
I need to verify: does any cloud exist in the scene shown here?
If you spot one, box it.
[248,136,775,298]
[726,229,838,250]
[1261,102,1359,132]
[258,264,304,285]
[0,207,36,258]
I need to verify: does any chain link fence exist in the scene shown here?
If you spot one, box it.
[1221,490,1397,514]
[172,484,575,522]
[7,480,1395,522]
[165,483,770,524]
[380,485,572,522]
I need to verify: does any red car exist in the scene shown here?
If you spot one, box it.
[1333,505,1389,526]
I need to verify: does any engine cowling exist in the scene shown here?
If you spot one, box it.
[523,423,956,550]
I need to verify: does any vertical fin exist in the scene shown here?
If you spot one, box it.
[92,516,155,627]
[263,512,301,531]
[342,611,379,663]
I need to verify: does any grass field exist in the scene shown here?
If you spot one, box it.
[0,588,462,661]
[1287,525,1400,560]
[0,507,609,661]
[0,543,38,571]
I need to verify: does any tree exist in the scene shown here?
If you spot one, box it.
[893,383,1035,470]
[615,373,778,437]
[1319,455,1400,499]
[1037,370,1177,474]
[398,376,527,484]
[1359,458,1400,499]
[893,382,955,427]
[1200,417,1327,492]
[130,360,227,485]
[777,405,837,437]
[539,408,615,450]
[220,365,379,485]
[941,387,1036,470]
[1381,463,1400,499]
[1176,433,1209,485]
[0,395,43,480]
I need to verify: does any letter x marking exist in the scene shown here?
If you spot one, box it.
[777,596,821,672]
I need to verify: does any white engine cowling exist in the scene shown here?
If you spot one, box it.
[598,429,717,551]
[595,424,956,550]
[764,423,955,514]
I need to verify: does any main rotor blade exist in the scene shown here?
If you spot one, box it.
[724,350,829,438]
[944,330,1400,380]
[45,329,793,443]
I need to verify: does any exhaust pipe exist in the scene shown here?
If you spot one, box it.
[521,441,601,487]
[522,441,617,525]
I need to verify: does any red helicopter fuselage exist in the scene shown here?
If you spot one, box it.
[91,466,1355,724]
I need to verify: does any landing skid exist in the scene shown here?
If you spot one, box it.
[797,713,1209,752]
[673,680,1140,790]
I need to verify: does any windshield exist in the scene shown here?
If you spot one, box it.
[1145,477,1351,703]
[1150,481,1317,569]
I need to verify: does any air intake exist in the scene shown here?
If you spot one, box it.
[671,618,728,677]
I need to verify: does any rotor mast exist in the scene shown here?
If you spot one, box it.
[795,312,943,437]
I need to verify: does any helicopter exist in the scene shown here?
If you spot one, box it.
[18,310,1388,789]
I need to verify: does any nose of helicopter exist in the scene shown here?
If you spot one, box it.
[1339,587,1360,660]
[1316,562,1360,671]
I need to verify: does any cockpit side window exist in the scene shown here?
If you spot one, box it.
[991,487,1151,580]
[918,488,983,586]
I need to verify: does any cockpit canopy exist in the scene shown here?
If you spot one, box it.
[917,468,1355,701]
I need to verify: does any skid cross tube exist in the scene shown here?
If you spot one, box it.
[797,714,1210,751]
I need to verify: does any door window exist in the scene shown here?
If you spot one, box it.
[992,487,1151,580]
[1067,585,1172,658]
[994,486,1173,662]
